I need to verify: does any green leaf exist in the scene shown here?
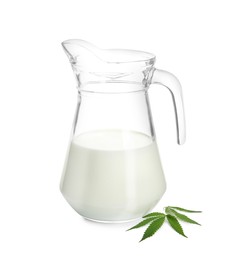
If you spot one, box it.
[126,205,202,242]
[143,212,165,218]
[169,206,202,213]
[127,217,156,231]
[170,209,201,225]
[140,216,165,242]
[166,214,187,238]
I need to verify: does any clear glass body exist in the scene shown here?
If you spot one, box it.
[60,40,186,222]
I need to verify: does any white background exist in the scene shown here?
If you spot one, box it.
[0,0,234,259]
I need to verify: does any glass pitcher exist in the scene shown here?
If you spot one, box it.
[60,39,186,223]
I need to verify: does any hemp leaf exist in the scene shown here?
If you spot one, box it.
[127,217,157,231]
[167,206,202,213]
[166,214,187,237]
[127,205,202,242]
[143,212,165,218]
[140,216,165,242]
[167,208,201,225]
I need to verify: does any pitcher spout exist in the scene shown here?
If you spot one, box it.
[62,39,155,73]
[62,39,104,66]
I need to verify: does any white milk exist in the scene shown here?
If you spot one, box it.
[60,130,166,222]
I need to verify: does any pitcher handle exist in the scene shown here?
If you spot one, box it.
[151,68,186,145]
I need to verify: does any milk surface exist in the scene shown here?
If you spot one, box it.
[60,130,166,222]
